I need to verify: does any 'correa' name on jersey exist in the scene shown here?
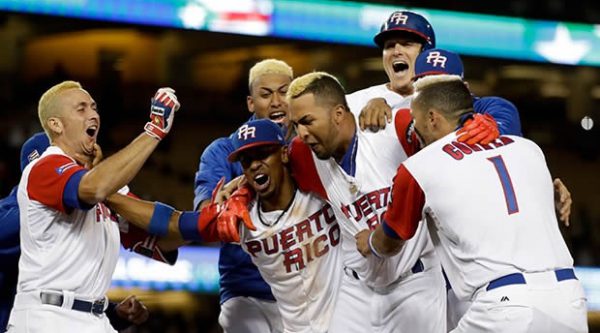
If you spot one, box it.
[443,137,515,160]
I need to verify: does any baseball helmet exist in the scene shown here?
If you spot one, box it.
[20,132,50,171]
[414,48,464,81]
[374,11,435,50]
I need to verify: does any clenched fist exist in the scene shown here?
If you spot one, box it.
[144,87,180,140]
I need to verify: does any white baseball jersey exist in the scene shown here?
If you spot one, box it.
[16,146,120,300]
[346,83,410,118]
[289,107,435,289]
[388,133,574,301]
[240,190,342,333]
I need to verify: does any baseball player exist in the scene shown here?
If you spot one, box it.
[350,11,518,143]
[105,120,343,332]
[281,71,458,332]
[193,59,292,333]
[7,81,179,333]
[410,47,575,329]
[0,133,159,332]
[225,119,343,332]
[359,75,588,332]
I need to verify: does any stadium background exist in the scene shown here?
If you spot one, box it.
[0,0,599,332]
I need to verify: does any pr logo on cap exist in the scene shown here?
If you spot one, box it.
[228,119,287,162]
[238,124,257,140]
[426,51,447,68]
[389,12,409,25]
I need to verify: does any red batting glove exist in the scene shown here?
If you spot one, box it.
[456,113,499,145]
[144,88,180,141]
[217,186,256,243]
[197,177,225,234]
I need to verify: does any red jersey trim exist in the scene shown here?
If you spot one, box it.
[288,138,328,200]
[27,154,86,213]
[382,164,425,240]
[394,108,419,157]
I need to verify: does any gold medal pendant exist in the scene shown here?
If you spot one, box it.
[349,182,359,195]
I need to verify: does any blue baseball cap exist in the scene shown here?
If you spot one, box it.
[228,119,286,162]
[20,132,50,172]
[414,48,464,81]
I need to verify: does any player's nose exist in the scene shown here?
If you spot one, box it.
[271,91,284,107]
[296,124,310,142]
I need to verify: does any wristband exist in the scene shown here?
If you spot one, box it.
[368,231,384,259]
[148,202,174,236]
[144,122,164,140]
[178,211,203,241]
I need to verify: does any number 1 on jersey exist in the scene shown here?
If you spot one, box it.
[487,155,519,215]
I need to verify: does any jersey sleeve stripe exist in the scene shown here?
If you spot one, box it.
[27,155,87,213]
[289,138,329,201]
[63,169,94,211]
[394,108,419,157]
[383,164,425,240]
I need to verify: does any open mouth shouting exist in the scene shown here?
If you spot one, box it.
[392,60,409,74]
[269,111,287,124]
[85,124,98,139]
[252,173,271,193]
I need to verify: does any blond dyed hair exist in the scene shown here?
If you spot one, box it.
[286,71,348,110]
[38,80,82,137]
[248,59,293,90]
[413,74,462,92]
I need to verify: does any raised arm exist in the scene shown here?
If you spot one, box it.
[79,88,180,204]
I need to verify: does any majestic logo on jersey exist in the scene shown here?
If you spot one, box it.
[426,51,447,68]
[443,136,515,160]
[340,187,391,230]
[237,124,256,140]
[55,162,78,175]
[390,12,408,25]
[245,203,340,273]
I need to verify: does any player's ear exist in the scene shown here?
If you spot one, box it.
[331,104,345,125]
[463,81,471,91]
[426,108,436,124]
[281,145,289,164]
[429,108,445,129]
[47,117,63,136]
[247,95,255,114]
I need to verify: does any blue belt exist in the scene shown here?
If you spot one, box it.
[40,292,106,315]
[486,268,577,291]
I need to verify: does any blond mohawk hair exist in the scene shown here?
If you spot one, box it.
[286,71,349,112]
[286,71,342,101]
[38,80,82,138]
[248,59,293,90]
